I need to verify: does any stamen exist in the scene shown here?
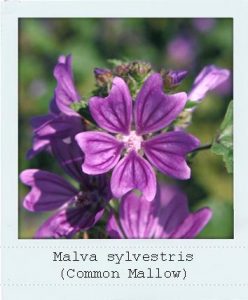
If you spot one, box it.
[121,130,143,153]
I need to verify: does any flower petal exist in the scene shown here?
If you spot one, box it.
[35,206,104,238]
[143,131,200,179]
[106,214,123,239]
[111,150,156,201]
[27,114,84,159]
[107,183,189,239]
[152,184,189,238]
[134,73,187,134]
[51,138,85,183]
[121,193,157,238]
[26,137,50,159]
[20,169,78,212]
[170,208,212,238]
[54,55,81,115]
[75,131,124,175]
[89,77,132,134]
[188,65,230,102]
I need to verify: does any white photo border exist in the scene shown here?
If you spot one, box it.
[1,1,248,299]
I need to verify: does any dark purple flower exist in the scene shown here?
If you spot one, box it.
[188,65,230,102]
[27,114,85,159]
[76,74,199,201]
[27,55,84,158]
[107,183,212,239]
[20,169,110,238]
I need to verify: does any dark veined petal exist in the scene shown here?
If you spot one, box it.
[51,138,85,183]
[134,73,187,134]
[53,55,81,115]
[89,77,132,134]
[152,184,189,238]
[35,206,104,239]
[20,169,78,212]
[107,183,212,239]
[111,150,156,201]
[188,65,230,102]
[170,208,212,238]
[27,114,84,159]
[75,131,124,175]
[143,131,200,179]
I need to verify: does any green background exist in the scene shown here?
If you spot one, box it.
[19,18,233,238]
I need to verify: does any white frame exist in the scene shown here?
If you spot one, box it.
[1,1,248,299]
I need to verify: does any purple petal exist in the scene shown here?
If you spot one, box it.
[51,138,85,183]
[134,73,187,134]
[107,182,212,239]
[107,183,189,239]
[106,214,123,239]
[143,131,200,179]
[170,208,212,238]
[20,169,78,212]
[89,77,132,134]
[188,65,230,101]
[32,115,84,139]
[111,150,156,201]
[75,131,124,175]
[49,96,61,115]
[121,193,157,238]
[152,184,189,238]
[165,70,188,87]
[26,138,50,159]
[35,206,104,238]
[53,55,81,115]
[30,114,55,129]
[27,114,84,159]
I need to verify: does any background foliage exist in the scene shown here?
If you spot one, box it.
[19,18,233,238]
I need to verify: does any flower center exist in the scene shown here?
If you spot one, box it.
[121,130,143,153]
[74,191,94,208]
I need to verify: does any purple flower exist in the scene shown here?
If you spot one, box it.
[20,169,110,238]
[53,55,81,116]
[188,65,230,102]
[27,55,84,158]
[76,74,200,201]
[107,183,212,239]
[166,36,196,68]
[192,18,216,33]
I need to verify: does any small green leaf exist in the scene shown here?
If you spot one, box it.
[71,100,97,125]
[185,100,199,109]
[211,100,233,173]
[107,58,128,67]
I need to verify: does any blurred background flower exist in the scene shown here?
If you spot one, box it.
[19,18,233,239]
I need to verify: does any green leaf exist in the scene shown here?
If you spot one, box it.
[71,100,97,125]
[185,100,199,109]
[211,100,233,173]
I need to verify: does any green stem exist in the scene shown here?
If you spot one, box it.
[191,143,212,153]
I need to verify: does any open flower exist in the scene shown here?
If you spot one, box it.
[20,169,110,238]
[107,183,212,239]
[76,73,199,201]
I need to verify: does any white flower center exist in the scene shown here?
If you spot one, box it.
[121,130,143,152]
